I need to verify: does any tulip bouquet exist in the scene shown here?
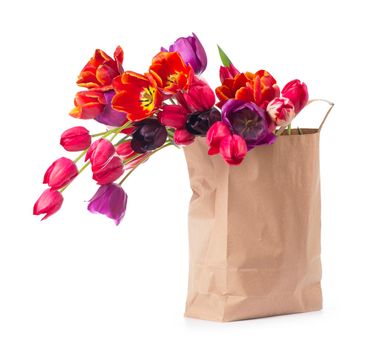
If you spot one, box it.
[33,33,317,225]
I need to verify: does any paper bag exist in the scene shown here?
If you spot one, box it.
[183,128,323,321]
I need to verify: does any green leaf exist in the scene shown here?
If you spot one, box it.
[217,45,232,67]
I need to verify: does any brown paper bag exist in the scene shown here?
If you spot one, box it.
[183,122,329,321]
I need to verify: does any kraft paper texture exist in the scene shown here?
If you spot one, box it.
[183,129,322,322]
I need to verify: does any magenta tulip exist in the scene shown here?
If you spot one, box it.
[158,105,188,129]
[219,134,247,165]
[281,79,309,114]
[43,157,78,190]
[33,189,64,220]
[88,184,127,225]
[183,76,215,112]
[92,156,124,185]
[174,129,195,146]
[60,126,91,152]
[85,138,115,172]
[206,121,232,155]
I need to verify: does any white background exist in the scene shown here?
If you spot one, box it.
[1,0,375,349]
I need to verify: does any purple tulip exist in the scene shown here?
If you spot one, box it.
[131,119,167,153]
[88,184,127,225]
[222,99,276,150]
[95,91,128,127]
[162,33,207,75]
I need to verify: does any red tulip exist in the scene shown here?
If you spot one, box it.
[85,139,115,172]
[60,126,91,152]
[76,46,124,91]
[281,79,309,114]
[216,70,280,108]
[43,157,78,190]
[174,129,195,146]
[158,105,188,129]
[219,134,247,165]
[206,121,231,155]
[69,90,105,120]
[112,71,162,121]
[92,156,124,185]
[149,51,193,94]
[267,97,295,127]
[183,76,215,112]
[33,189,64,220]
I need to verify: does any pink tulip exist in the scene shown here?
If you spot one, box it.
[33,189,64,220]
[174,129,195,146]
[158,105,188,129]
[43,157,78,190]
[60,126,91,152]
[92,156,124,185]
[85,138,115,172]
[183,76,215,112]
[281,79,309,114]
[219,134,247,165]
[206,121,231,155]
[267,97,296,127]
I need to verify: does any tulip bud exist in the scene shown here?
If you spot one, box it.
[43,157,78,190]
[267,97,296,127]
[33,189,64,220]
[85,138,115,172]
[60,126,91,151]
[183,77,215,112]
[131,119,167,153]
[219,134,247,165]
[281,79,309,114]
[163,33,207,74]
[206,121,232,155]
[174,129,195,146]
[88,183,127,225]
[92,156,124,185]
[219,64,240,83]
[158,105,188,129]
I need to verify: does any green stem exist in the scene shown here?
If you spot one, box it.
[287,124,292,135]
[115,135,130,146]
[73,149,88,163]
[91,131,108,137]
[118,142,172,186]
[109,121,132,142]
[123,153,143,165]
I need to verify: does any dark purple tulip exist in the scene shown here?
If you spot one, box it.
[222,99,276,150]
[95,91,128,127]
[162,33,207,75]
[185,108,221,136]
[131,119,167,153]
[88,184,127,225]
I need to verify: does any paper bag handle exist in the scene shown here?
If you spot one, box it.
[307,99,335,131]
